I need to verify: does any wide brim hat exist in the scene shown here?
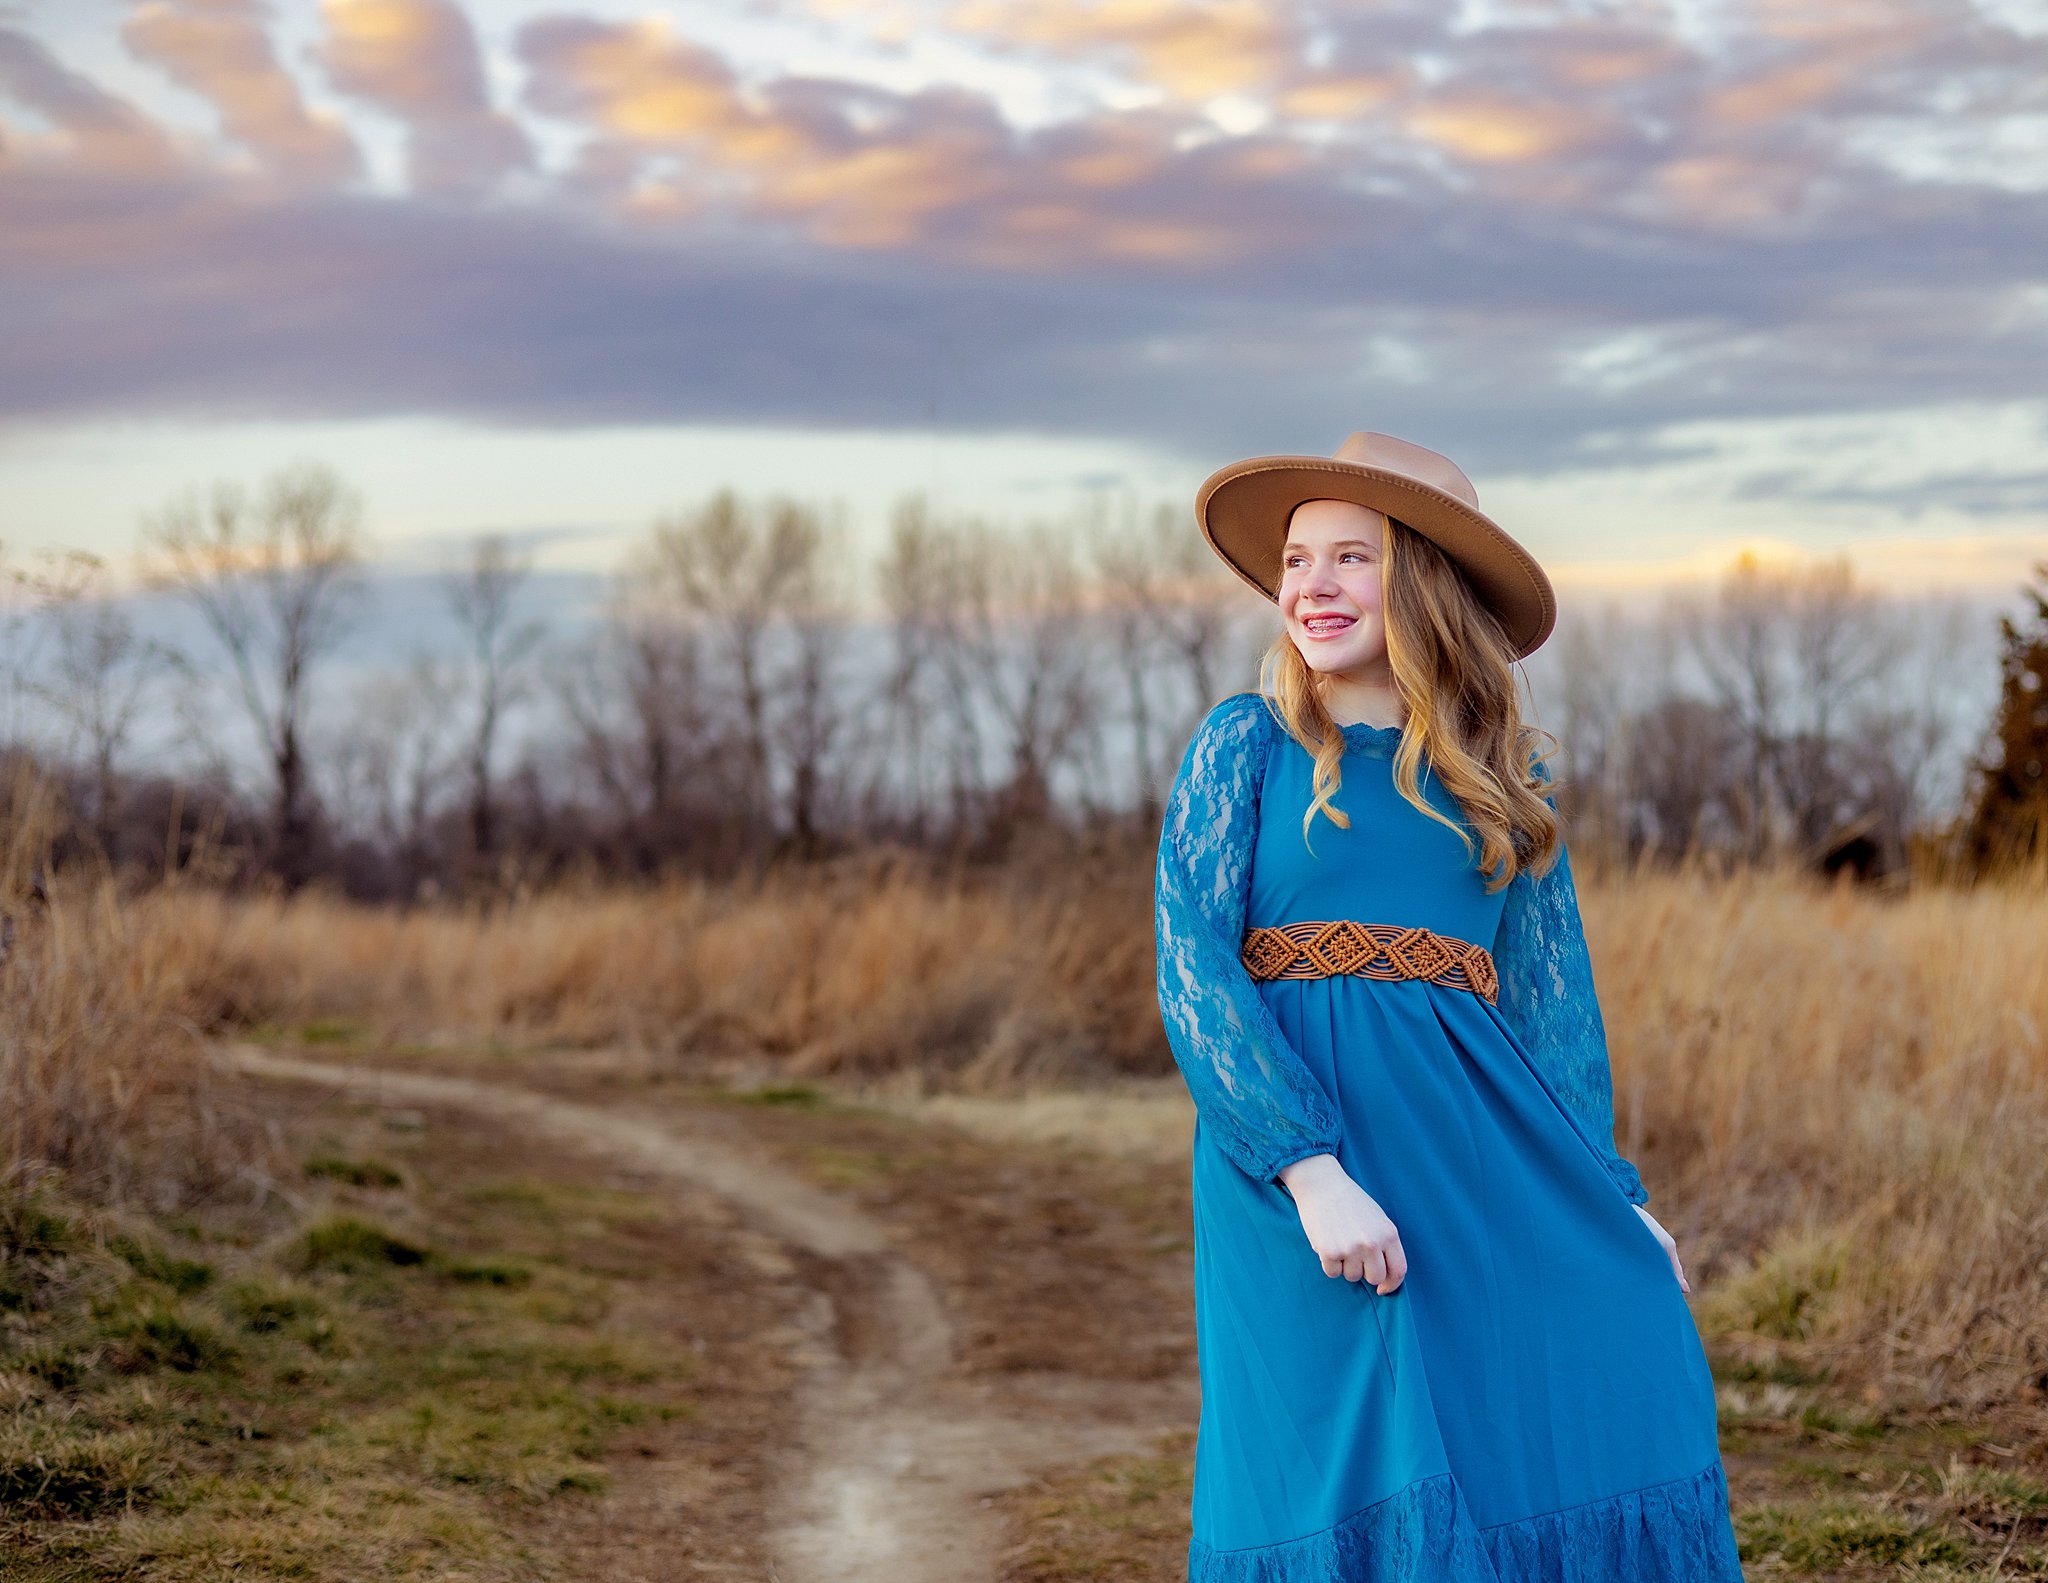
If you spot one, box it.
[1194,430,1557,659]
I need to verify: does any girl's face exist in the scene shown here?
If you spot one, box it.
[1278,498,1390,677]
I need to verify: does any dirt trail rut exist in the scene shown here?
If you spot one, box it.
[226,1046,1193,1583]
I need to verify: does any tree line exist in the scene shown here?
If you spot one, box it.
[1,460,2041,897]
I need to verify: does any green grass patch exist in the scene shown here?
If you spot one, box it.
[221,1273,338,1346]
[298,1215,430,1271]
[298,1018,370,1047]
[0,1103,723,1582]
[99,1291,239,1374]
[440,1256,533,1287]
[460,1176,663,1229]
[1695,1230,1853,1406]
[305,1155,406,1189]
[732,1082,827,1109]
[793,1143,950,1188]
[1737,1499,1970,1572]
[108,1232,215,1295]
[1932,1456,2048,1524]
[0,1422,159,1517]
[0,1193,76,1262]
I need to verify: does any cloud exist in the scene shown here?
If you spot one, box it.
[1277,70,1406,121]
[122,0,361,184]
[1404,93,1616,164]
[516,15,1301,264]
[943,0,1293,99]
[0,0,2046,489]
[316,0,529,192]
[0,25,175,172]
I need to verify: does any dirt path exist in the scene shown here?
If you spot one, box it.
[224,1046,1193,1583]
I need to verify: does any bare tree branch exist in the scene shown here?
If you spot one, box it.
[141,460,368,886]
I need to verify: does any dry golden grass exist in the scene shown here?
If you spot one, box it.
[1577,852,2048,1412]
[6,810,2047,1411]
[131,854,1162,1087]
[2,780,269,1211]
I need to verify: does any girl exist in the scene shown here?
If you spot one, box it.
[1155,431,1746,1581]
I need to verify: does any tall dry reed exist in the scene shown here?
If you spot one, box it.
[1581,852,2048,1409]
[35,834,2048,1409]
[2,774,271,1213]
[135,852,1159,1089]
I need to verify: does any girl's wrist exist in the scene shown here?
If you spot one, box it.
[1277,1152,1343,1189]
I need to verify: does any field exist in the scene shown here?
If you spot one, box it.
[4,854,2047,1578]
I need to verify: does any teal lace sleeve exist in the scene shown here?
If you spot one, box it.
[1155,692,1345,1184]
[1492,763,1651,1207]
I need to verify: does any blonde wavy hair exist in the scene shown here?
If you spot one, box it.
[1255,515,1564,892]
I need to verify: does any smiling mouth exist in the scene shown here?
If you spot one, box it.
[1300,613,1357,638]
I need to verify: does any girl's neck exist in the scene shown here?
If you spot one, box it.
[1319,671,1405,731]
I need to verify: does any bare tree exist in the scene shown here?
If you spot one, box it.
[1671,553,1796,860]
[444,534,546,866]
[775,511,854,853]
[931,518,1096,829]
[1880,596,1992,831]
[1548,614,1614,823]
[1096,501,1268,816]
[644,491,849,846]
[550,588,714,851]
[1620,696,1746,859]
[142,461,368,887]
[870,495,949,836]
[1669,552,1912,862]
[1090,498,1171,815]
[324,657,458,887]
[1778,556,1897,856]
[1,545,98,750]
[1148,501,1248,750]
[36,558,167,849]
[646,491,783,807]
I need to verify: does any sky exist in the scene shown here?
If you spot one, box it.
[2,0,2046,610]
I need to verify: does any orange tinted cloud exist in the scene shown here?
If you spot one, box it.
[521,17,772,150]
[1651,150,1819,228]
[764,130,1005,246]
[1702,56,1851,126]
[1697,2,1946,128]
[945,0,1291,99]
[521,18,991,242]
[1407,93,1611,164]
[123,0,360,183]
[1544,36,1686,91]
[1278,70,1404,121]
[317,0,528,191]
[519,15,1256,265]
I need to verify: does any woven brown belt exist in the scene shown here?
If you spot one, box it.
[1241,921,1499,1004]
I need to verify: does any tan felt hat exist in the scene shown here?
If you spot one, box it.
[1194,430,1557,659]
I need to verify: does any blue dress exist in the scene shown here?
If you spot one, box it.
[1154,691,1745,1583]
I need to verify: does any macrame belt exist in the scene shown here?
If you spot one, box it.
[1241,920,1500,1005]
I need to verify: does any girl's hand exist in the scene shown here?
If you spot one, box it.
[1276,1154,1406,1294]
[1633,1204,1691,1293]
